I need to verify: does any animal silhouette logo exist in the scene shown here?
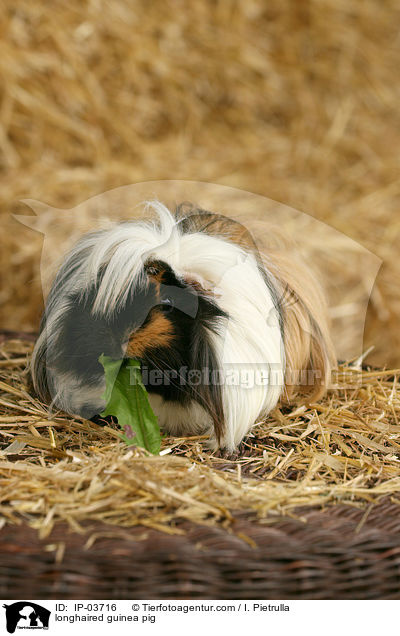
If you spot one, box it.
[3,602,50,633]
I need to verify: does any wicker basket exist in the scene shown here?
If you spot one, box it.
[1,501,400,599]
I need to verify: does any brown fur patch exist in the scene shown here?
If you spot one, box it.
[175,205,259,255]
[126,310,175,358]
[262,249,336,402]
[183,275,216,297]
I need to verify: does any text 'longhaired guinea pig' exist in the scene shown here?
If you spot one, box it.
[30,201,336,451]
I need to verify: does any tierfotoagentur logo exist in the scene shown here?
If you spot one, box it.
[3,602,51,634]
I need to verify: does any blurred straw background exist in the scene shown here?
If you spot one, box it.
[0,0,399,364]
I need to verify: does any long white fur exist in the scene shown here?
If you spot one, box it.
[32,201,285,451]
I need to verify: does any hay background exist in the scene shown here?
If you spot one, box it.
[0,0,400,366]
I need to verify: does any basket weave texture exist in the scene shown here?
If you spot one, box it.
[1,501,400,600]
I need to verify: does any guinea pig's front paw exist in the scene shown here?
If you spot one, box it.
[204,434,220,453]
[205,432,239,457]
[212,445,242,460]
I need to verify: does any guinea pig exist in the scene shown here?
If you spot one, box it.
[30,200,335,451]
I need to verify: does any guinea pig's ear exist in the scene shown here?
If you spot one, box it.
[265,251,336,404]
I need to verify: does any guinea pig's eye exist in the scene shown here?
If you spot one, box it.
[160,295,174,312]
[145,264,159,276]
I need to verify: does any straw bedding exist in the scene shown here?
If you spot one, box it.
[1,335,399,539]
[0,0,400,367]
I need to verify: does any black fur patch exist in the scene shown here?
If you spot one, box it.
[135,260,228,443]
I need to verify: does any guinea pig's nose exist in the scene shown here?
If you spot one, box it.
[159,284,198,318]
[160,295,174,312]
[78,402,106,420]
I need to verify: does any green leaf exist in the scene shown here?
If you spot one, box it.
[99,354,161,455]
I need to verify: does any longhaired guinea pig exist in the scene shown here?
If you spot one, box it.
[31,201,335,451]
